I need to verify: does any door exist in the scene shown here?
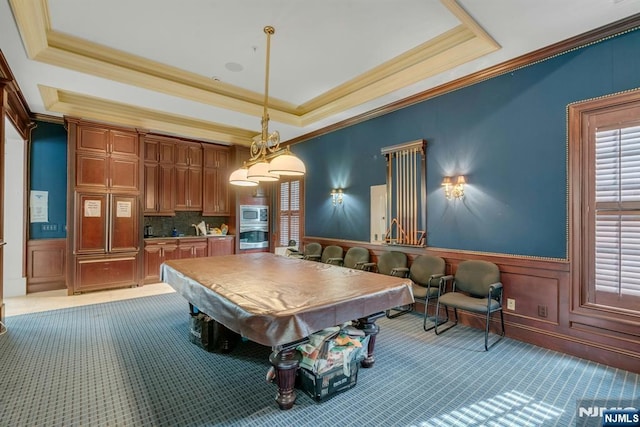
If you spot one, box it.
[76,192,108,254]
[3,120,26,296]
[1,117,26,301]
[370,184,387,244]
[110,194,139,252]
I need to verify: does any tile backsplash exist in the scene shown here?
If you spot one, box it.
[144,212,230,237]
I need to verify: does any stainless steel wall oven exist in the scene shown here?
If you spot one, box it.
[239,205,269,249]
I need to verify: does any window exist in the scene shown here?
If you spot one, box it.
[277,178,304,247]
[570,90,640,317]
[593,124,640,308]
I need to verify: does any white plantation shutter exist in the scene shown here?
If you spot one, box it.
[278,179,302,246]
[594,125,640,298]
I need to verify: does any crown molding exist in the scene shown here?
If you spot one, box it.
[0,51,34,139]
[286,13,640,146]
[39,85,256,145]
[9,0,498,137]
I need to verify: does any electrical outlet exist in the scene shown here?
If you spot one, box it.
[538,305,548,318]
[507,298,516,310]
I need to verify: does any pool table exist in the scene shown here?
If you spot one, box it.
[161,252,413,409]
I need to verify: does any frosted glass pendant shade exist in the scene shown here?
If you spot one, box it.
[268,154,306,176]
[229,168,259,186]
[247,161,279,181]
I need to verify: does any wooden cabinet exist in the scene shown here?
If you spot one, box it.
[75,193,139,254]
[75,125,139,191]
[76,254,138,293]
[143,237,209,283]
[208,236,234,256]
[175,142,203,211]
[143,239,179,283]
[203,145,230,216]
[26,239,66,293]
[143,136,176,215]
[67,119,141,294]
[178,238,208,259]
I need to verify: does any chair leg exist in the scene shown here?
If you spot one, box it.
[484,309,505,351]
[434,306,458,335]
[423,296,448,332]
[385,304,414,319]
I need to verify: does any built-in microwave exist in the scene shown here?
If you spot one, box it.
[240,205,268,226]
[239,205,269,249]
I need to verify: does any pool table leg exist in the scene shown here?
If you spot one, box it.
[269,347,302,410]
[353,311,385,368]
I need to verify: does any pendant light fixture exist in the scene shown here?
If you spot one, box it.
[229,26,306,186]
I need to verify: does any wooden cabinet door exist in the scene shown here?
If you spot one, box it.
[188,167,203,210]
[144,138,175,215]
[162,243,180,261]
[178,242,194,259]
[202,167,217,215]
[203,145,227,168]
[76,193,107,254]
[157,164,175,215]
[174,142,202,211]
[76,254,137,292]
[175,166,202,211]
[176,239,208,258]
[143,244,163,282]
[208,237,234,256]
[159,140,175,164]
[110,194,139,252]
[188,143,203,167]
[203,146,230,216]
[174,166,188,210]
[193,239,208,258]
[174,143,189,166]
[77,126,109,153]
[110,130,138,156]
[202,168,229,215]
[175,142,200,167]
[76,153,108,189]
[144,139,159,162]
[216,168,229,214]
[144,163,159,213]
[110,156,139,191]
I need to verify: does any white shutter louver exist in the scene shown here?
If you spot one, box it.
[594,125,640,298]
[278,179,302,247]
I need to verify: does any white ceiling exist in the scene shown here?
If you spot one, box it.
[2,0,640,145]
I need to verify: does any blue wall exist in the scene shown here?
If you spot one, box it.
[295,29,640,259]
[29,121,67,239]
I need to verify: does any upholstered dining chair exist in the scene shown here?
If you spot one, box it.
[363,251,411,318]
[327,246,370,269]
[289,242,322,261]
[406,255,446,328]
[320,245,343,264]
[369,251,409,277]
[434,259,504,351]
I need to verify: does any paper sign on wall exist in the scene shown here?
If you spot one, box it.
[84,200,101,217]
[30,190,49,223]
[116,201,132,217]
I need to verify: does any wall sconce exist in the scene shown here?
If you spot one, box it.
[442,176,466,200]
[331,189,344,205]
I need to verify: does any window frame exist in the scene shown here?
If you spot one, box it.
[569,89,640,330]
[275,177,304,248]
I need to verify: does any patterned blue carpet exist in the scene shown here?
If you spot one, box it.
[0,292,637,426]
